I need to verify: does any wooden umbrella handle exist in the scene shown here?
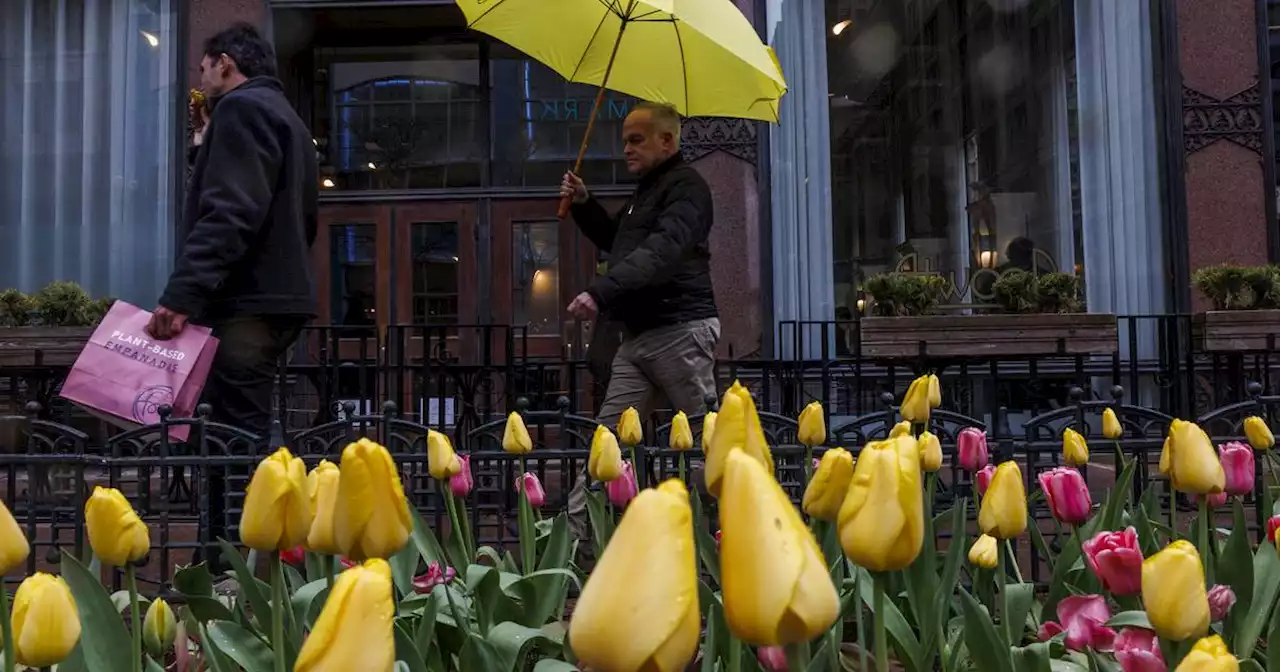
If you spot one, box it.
[557,85,609,219]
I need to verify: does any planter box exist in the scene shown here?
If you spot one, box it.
[0,326,93,367]
[859,313,1118,358]
[1193,310,1280,352]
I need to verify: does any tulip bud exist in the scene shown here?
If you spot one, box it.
[670,411,694,451]
[1201,491,1228,509]
[975,464,995,496]
[1102,408,1123,440]
[1268,515,1280,544]
[706,382,774,498]
[0,499,29,575]
[757,646,789,671]
[927,374,942,409]
[295,559,396,671]
[1142,540,1210,641]
[516,472,546,509]
[306,459,341,555]
[802,448,855,522]
[503,411,533,454]
[889,421,912,439]
[606,462,639,508]
[1207,585,1236,622]
[618,407,643,447]
[1062,428,1090,466]
[84,486,150,566]
[449,454,474,498]
[702,411,718,451]
[1218,441,1254,496]
[1038,466,1092,526]
[1082,527,1143,596]
[240,447,311,552]
[958,427,989,472]
[1113,627,1164,672]
[1038,595,1117,652]
[412,561,456,593]
[722,451,839,645]
[901,375,932,424]
[11,573,80,668]
[280,546,306,566]
[1175,635,1238,671]
[1164,419,1226,495]
[918,431,942,472]
[797,401,826,448]
[427,430,462,480]
[968,534,998,569]
[572,479,700,671]
[143,597,177,658]
[589,425,624,482]
[979,461,1027,539]
[334,439,413,561]
[1244,415,1274,451]
[838,436,924,572]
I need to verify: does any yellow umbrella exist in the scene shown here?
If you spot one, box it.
[455,0,787,215]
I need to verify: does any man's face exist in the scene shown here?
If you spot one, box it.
[622,110,675,175]
[199,54,233,97]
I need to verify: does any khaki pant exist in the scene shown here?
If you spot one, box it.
[568,318,720,535]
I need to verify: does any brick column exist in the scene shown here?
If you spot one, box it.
[187,0,270,87]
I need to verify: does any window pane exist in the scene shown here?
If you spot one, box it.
[330,224,377,326]
[512,221,560,335]
[412,222,460,327]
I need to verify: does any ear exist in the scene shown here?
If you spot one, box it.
[218,53,235,75]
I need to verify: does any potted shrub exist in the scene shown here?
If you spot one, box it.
[1191,264,1280,352]
[859,271,1117,358]
[0,281,113,368]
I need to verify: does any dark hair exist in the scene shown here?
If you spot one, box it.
[203,22,277,79]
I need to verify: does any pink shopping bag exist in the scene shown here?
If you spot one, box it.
[60,301,219,442]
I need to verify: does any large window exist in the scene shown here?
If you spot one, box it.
[511,220,560,335]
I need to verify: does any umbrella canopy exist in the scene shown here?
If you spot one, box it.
[455,0,787,122]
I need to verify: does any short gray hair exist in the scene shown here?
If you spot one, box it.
[631,101,682,142]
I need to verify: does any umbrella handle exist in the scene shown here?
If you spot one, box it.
[558,84,609,219]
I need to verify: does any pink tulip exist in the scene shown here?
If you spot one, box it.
[1113,628,1164,672]
[1208,584,1237,622]
[1038,467,1092,525]
[1219,441,1255,496]
[757,646,788,671]
[975,464,996,496]
[715,530,722,548]
[1037,595,1116,652]
[516,472,546,509]
[1082,528,1143,596]
[958,427,989,472]
[413,561,457,593]
[279,546,305,566]
[450,454,474,497]
[1200,491,1228,508]
[606,461,639,508]
[1268,515,1280,542]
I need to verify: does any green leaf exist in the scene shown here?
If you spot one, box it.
[395,620,430,672]
[199,622,237,672]
[391,535,423,598]
[488,621,560,671]
[857,568,923,672]
[217,539,272,633]
[1005,583,1036,644]
[468,565,521,635]
[511,513,574,626]
[109,589,150,613]
[1236,543,1280,658]
[957,588,1014,672]
[691,491,722,587]
[702,601,721,671]
[174,563,217,596]
[1086,650,1122,672]
[290,578,329,630]
[533,660,580,671]
[1132,501,1161,558]
[935,499,969,621]
[409,507,452,569]
[1219,498,1255,628]
[1104,611,1152,629]
[904,490,939,657]
[1012,642,1052,672]
[460,633,504,670]
[205,620,274,672]
[58,551,131,672]
[1267,596,1280,672]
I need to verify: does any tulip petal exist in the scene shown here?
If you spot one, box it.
[13,574,80,668]
[0,499,29,575]
[1142,540,1210,642]
[295,560,395,672]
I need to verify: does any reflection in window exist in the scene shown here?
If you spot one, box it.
[827,0,1083,313]
[330,225,377,326]
[412,223,460,326]
[512,221,560,335]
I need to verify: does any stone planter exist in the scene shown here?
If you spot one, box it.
[0,326,93,367]
[1192,310,1280,352]
[859,313,1119,358]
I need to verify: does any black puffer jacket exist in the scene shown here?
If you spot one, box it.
[571,154,718,336]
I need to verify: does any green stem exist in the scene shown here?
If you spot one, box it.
[443,483,467,564]
[127,564,142,672]
[324,554,335,591]
[873,574,889,672]
[997,542,1011,645]
[1,577,13,672]
[518,457,535,573]
[629,445,642,489]
[804,446,814,485]
[1168,483,1178,543]
[1266,454,1280,517]
[785,641,811,671]
[727,636,742,672]
[270,555,286,672]
[853,565,867,672]
[678,453,686,484]
[455,491,476,562]
[442,579,468,633]
[1005,540,1024,585]
[1198,496,1213,584]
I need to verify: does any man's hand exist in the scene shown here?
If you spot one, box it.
[561,171,589,205]
[146,306,188,340]
[567,292,598,320]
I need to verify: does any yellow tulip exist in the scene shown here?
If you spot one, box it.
[1165,419,1226,495]
[503,411,532,454]
[1175,635,1238,672]
[1245,416,1274,451]
[670,411,694,451]
[143,597,177,657]
[927,374,942,408]
[571,479,699,671]
[240,447,311,552]
[306,460,342,555]
[618,407,643,446]
[334,439,413,560]
[978,461,1027,539]
[802,448,855,521]
[797,401,826,448]
[889,421,912,439]
[702,411,718,452]
[1142,540,1210,641]
[1062,428,1090,466]
[918,431,942,472]
[295,559,395,672]
[838,435,924,572]
[427,430,462,480]
[1102,408,1123,440]
[589,425,624,482]
[721,451,838,645]
[11,573,80,668]
[969,534,998,569]
[0,499,29,574]
[901,375,932,424]
[705,382,774,498]
[84,486,150,566]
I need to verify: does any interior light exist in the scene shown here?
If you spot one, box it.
[367,162,377,170]
[141,31,160,48]
[832,20,852,36]
[321,178,336,189]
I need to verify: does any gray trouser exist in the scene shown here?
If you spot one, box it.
[567,318,720,535]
